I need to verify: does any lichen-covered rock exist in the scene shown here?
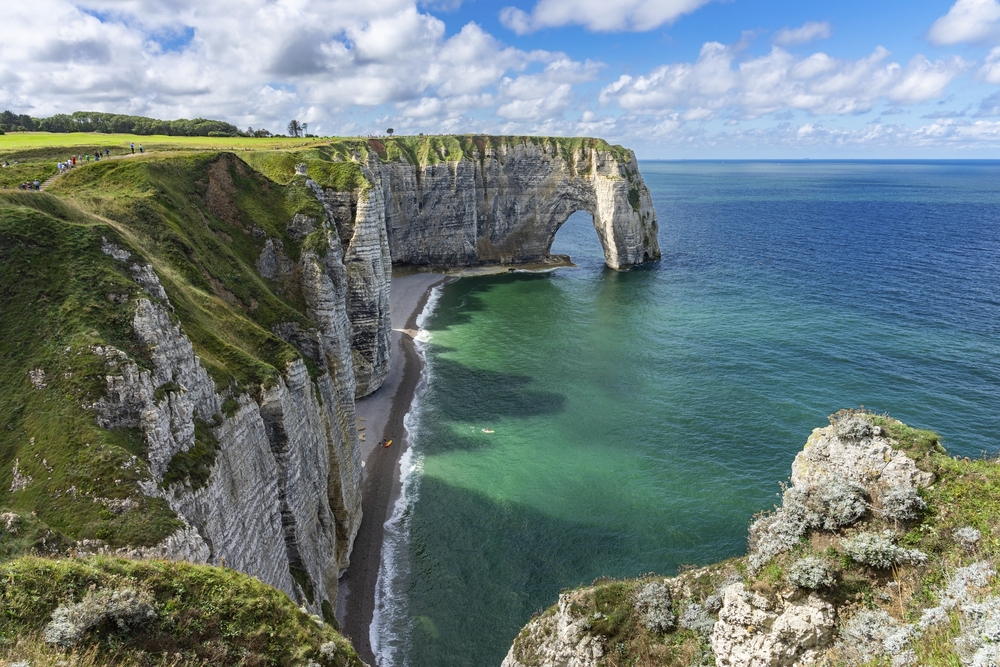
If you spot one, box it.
[791,424,934,491]
[501,590,605,667]
[711,583,836,667]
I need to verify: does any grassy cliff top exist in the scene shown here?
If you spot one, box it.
[0,134,635,190]
[0,151,336,550]
[0,556,365,666]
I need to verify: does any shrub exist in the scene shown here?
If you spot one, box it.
[786,556,836,590]
[838,609,904,663]
[955,526,983,550]
[841,531,928,569]
[633,580,675,633]
[748,477,868,572]
[677,602,715,635]
[832,412,875,441]
[878,485,927,523]
[809,478,869,530]
[941,563,996,609]
[44,588,155,647]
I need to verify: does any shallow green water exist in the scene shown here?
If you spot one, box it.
[373,161,1000,667]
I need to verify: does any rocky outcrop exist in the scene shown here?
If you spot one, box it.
[501,589,606,667]
[95,239,362,618]
[372,140,659,271]
[711,584,835,667]
[791,422,935,491]
[307,180,392,399]
[502,414,952,667]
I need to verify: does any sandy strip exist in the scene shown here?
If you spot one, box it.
[337,272,449,665]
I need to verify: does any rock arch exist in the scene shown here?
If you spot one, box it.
[372,139,660,271]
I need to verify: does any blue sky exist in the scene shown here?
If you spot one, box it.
[2,0,1000,157]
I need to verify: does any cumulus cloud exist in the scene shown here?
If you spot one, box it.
[600,41,967,119]
[928,0,1000,45]
[979,46,1000,82]
[0,0,589,134]
[773,21,833,46]
[499,0,713,34]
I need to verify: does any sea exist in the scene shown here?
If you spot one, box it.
[371,160,1000,667]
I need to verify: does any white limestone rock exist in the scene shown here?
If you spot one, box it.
[376,140,659,271]
[91,244,364,616]
[711,583,836,667]
[501,590,606,667]
[791,424,934,492]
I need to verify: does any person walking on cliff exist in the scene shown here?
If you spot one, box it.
[139,144,144,154]
[130,142,135,154]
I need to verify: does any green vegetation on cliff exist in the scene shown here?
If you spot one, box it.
[0,556,364,666]
[0,149,342,551]
[0,198,180,547]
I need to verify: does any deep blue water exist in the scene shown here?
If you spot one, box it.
[374,161,1000,667]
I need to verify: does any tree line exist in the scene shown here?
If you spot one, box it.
[0,110,254,137]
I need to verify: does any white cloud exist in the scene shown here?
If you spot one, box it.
[0,0,586,134]
[600,42,967,119]
[773,21,833,46]
[495,58,603,120]
[979,46,1000,82]
[499,0,713,34]
[928,0,1000,45]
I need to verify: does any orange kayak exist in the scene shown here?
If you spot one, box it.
[383,439,393,448]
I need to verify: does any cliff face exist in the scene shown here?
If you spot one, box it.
[94,238,361,617]
[244,136,660,398]
[372,139,660,271]
[0,137,661,649]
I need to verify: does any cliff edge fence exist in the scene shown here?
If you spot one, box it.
[0,135,660,652]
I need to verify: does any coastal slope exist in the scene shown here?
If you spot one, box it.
[0,134,661,664]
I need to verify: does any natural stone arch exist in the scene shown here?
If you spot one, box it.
[374,138,660,271]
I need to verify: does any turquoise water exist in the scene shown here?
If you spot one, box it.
[375,161,1000,667]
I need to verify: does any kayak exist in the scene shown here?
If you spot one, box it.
[383,439,393,448]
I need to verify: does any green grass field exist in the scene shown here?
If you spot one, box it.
[0,132,329,152]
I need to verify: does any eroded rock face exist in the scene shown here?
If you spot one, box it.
[791,424,935,491]
[501,590,606,667]
[711,583,836,667]
[306,180,392,399]
[95,240,363,617]
[373,141,660,271]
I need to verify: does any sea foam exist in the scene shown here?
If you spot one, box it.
[371,284,443,667]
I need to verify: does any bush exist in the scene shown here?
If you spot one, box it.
[841,531,928,569]
[832,413,875,441]
[786,556,836,590]
[878,485,927,523]
[44,588,155,647]
[633,580,675,633]
[748,477,868,572]
[677,602,715,635]
[838,609,905,663]
[955,526,983,550]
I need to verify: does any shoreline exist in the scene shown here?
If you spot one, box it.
[337,272,449,666]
